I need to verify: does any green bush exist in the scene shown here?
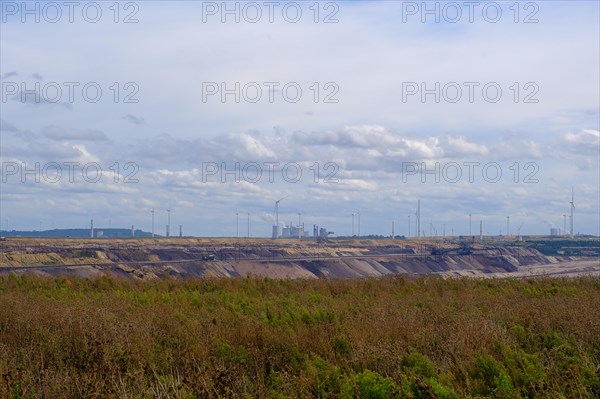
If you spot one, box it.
[471,354,518,398]
[400,351,437,379]
[343,370,399,399]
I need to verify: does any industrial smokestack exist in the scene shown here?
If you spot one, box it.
[167,209,171,238]
[179,225,182,238]
[131,225,135,237]
[90,219,94,238]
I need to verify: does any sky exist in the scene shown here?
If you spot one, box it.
[0,0,599,237]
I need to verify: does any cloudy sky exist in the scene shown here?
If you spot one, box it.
[1,0,599,237]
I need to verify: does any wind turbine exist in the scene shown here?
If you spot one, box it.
[517,222,524,241]
[416,200,420,240]
[569,187,575,238]
[275,196,288,239]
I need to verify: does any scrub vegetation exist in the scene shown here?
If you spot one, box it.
[1,275,599,398]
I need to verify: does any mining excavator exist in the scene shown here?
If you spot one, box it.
[430,241,473,256]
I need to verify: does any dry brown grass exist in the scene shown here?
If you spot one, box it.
[0,275,599,398]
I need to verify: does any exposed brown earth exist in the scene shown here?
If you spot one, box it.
[1,237,597,279]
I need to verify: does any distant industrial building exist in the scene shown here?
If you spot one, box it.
[550,228,561,236]
[273,223,308,238]
[312,225,333,238]
[271,222,334,239]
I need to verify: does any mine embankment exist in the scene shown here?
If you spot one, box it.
[1,238,596,279]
